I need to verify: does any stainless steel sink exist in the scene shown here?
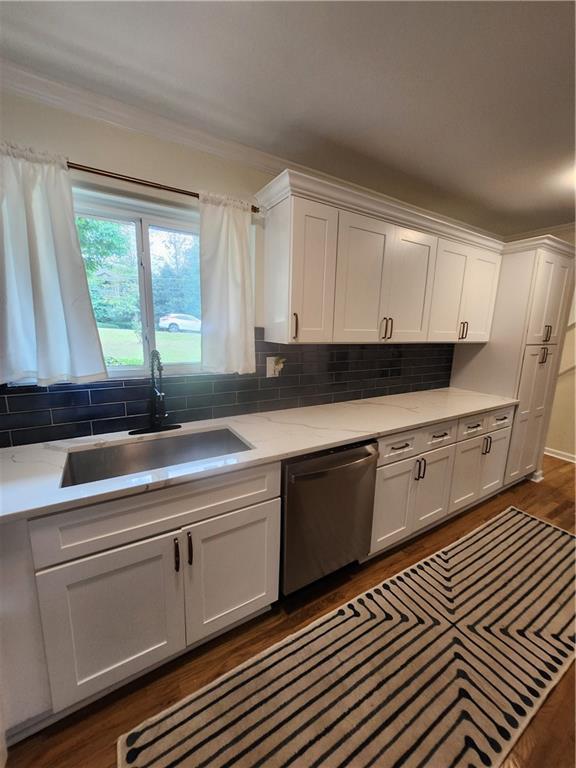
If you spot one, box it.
[60,429,252,487]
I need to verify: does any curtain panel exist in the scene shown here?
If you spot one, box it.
[199,192,255,375]
[0,143,106,386]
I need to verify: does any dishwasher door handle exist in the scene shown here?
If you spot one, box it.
[289,447,378,482]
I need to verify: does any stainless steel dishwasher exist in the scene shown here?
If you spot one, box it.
[281,441,378,594]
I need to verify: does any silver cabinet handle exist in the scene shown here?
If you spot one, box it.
[387,317,393,340]
[458,321,465,340]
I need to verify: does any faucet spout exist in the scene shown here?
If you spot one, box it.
[128,349,182,435]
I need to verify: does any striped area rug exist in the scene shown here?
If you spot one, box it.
[118,507,575,768]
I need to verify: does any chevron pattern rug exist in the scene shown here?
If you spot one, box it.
[118,507,575,768]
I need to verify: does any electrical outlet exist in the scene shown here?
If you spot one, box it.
[266,357,278,377]
[266,356,285,377]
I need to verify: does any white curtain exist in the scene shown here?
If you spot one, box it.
[199,192,255,374]
[0,143,107,385]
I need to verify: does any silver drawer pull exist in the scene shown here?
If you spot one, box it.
[391,442,410,450]
[432,432,448,439]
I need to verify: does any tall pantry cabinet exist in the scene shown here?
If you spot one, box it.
[451,236,574,481]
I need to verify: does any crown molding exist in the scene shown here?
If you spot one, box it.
[502,235,575,258]
[256,169,504,252]
[2,60,524,252]
[504,222,575,242]
[1,60,292,176]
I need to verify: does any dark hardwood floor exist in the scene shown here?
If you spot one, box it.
[7,455,575,768]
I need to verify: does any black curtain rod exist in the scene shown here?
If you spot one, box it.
[67,162,260,213]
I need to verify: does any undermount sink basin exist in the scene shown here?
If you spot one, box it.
[60,429,252,487]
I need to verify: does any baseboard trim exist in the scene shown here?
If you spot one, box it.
[544,447,576,464]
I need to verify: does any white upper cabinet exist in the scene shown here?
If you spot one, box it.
[333,218,438,343]
[427,239,468,342]
[381,228,438,343]
[428,239,501,343]
[257,171,504,345]
[264,196,338,343]
[526,250,573,345]
[333,212,395,342]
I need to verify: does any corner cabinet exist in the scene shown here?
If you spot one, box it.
[257,171,503,345]
[428,239,501,343]
[35,497,280,712]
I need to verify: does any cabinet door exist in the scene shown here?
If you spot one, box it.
[370,457,417,554]
[333,212,395,342]
[381,228,438,343]
[459,249,501,342]
[526,251,573,345]
[412,444,456,532]
[290,197,338,342]
[183,499,280,646]
[427,239,468,342]
[36,531,186,711]
[505,346,555,482]
[545,254,573,344]
[479,427,511,498]
[449,435,484,513]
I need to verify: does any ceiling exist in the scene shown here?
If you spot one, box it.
[1,1,574,236]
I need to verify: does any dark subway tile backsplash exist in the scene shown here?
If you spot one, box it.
[0,329,453,447]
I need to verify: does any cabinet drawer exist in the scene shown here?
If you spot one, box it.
[419,420,457,451]
[29,463,281,569]
[457,415,486,441]
[378,431,421,466]
[484,406,515,432]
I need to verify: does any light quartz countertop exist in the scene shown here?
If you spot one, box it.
[0,387,517,523]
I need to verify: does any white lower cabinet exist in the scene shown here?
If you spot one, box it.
[36,499,280,712]
[411,445,456,532]
[371,456,417,552]
[36,530,186,712]
[184,500,280,645]
[449,435,484,512]
[479,428,512,496]
[450,428,511,513]
[370,444,455,555]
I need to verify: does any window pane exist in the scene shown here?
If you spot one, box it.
[149,226,201,365]
[76,216,145,367]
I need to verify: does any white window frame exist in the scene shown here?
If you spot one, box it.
[73,188,201,379]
